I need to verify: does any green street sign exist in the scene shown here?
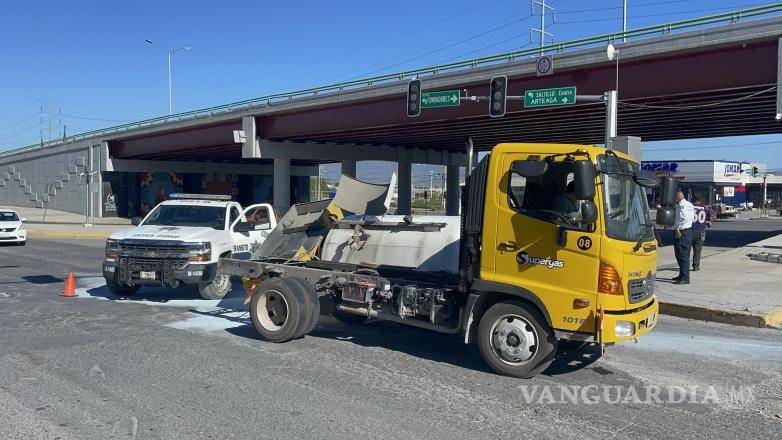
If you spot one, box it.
[421,90,461,108]
[524,86,577,107]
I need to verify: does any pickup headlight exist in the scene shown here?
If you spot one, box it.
[187,242,211,262]
[105,239,121,258]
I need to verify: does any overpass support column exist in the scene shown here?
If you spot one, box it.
[273,157,291,212]
[777,37,782,120]
[397,161,412,215]
[341,160,357,178]
[446,165,460,215]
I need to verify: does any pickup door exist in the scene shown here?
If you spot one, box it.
[228,203,276,259]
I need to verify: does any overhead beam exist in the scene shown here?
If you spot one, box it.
[255,139,467,166]
[108,158,317,176]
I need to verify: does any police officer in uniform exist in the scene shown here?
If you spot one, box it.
[673,191,695,284]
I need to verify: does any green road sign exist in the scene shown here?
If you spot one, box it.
[421,90,461,108]
[524,86,577,107]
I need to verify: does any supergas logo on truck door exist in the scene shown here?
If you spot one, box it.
[516,252,565,269]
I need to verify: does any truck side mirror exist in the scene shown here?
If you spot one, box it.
[656,207,675,227]
[580,201,598,224]
[573,160,596,200]
[660,176,677,206]
[131,217,141,226]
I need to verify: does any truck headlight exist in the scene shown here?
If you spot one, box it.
[105,239,121,259]
[615,321,635,338]
[187,242,211,262]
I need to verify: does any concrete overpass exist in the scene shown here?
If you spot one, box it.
[2,5,782,217]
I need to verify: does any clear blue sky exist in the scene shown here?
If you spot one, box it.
[1,0,780,170]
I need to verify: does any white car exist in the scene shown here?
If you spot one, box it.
[103,194,276,299]
[0,209,26,245]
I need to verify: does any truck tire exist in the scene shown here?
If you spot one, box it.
[198,271,232,300]
[477,301,557,378]
[106,276,141,297]
[250,278,308,343]
[287,277,320,335]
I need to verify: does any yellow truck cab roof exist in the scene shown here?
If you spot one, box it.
[491,143,637,164]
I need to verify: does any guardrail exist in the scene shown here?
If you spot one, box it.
[2,3,781,158]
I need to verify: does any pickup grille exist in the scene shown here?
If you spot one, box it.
[118,242,190,258]
[125,257,189,271]
[628,273,655,304]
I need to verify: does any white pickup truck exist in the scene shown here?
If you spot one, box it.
[103,194,277,299]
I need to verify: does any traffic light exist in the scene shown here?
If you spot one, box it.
[489,76,508,118]
[406,79,421,117]
[752,166,759,178]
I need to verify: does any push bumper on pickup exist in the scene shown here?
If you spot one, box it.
[103,239,216,287]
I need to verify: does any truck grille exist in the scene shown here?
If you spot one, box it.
[628,273,655,304]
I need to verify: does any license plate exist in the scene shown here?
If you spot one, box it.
[647,313,655,327]
[139,271,156,280]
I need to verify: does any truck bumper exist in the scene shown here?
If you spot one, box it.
[103,258,217,288]
[601,298,659,343]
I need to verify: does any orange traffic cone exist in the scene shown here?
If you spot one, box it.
[61,272,76,297]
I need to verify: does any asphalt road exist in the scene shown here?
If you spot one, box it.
[0,233,781,439]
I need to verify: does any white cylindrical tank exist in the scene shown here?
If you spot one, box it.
[320,214,461,274]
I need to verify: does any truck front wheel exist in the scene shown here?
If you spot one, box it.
[477,301,557,378]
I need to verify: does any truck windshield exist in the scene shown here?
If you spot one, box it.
[142,205,226,230]
[598,155,654,243]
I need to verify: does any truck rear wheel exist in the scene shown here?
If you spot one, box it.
[477,301,556,378]
[198,271,232,300]
[287,278,320,335]
[250,278,314,342]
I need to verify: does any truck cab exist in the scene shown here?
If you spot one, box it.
[474,144,660,351]
[103,194,276,299]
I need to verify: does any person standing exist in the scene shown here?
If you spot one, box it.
[672,191,695,284]
[690,194,714,272]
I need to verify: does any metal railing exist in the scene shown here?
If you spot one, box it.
[2,3,781,158]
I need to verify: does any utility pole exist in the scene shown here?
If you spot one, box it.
[622,0,628,42]
[38,102,62,142]
[531,0,556,55]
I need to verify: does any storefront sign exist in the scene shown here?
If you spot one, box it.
[723,187,735,197]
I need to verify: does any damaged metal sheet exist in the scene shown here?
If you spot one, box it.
[332,173,396,216]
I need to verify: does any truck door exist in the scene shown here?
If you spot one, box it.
[492,153,600,333]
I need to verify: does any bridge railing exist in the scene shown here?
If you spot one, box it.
[2,3,781,158]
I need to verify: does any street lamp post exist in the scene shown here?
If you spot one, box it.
[145,39,190,115]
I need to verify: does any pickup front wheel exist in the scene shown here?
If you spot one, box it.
[197,271,232,300]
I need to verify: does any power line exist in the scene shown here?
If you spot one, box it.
[620,86,775,110]
[557,3,768,25]
[557,0,697,14]
[344,14,535,80]
[62,114,133,123]
[0,112,40,131]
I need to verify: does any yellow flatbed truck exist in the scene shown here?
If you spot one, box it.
[220,143,676,378]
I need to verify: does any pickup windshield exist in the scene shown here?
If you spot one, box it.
[598,155,655,243]
[142,205,226,230]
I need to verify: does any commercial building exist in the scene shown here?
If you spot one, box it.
[641,160,782,207]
